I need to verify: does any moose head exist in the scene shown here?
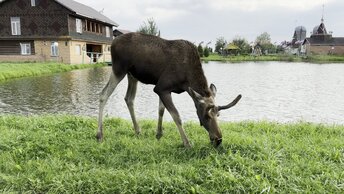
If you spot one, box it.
[189,84,242,147]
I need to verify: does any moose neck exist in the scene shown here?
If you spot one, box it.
[188,65,211,97]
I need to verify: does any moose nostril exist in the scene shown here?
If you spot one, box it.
[216,138,222,146]
[211,138,222,147]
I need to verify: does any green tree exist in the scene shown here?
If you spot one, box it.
[137,18,160,36]
[255,32,271,45]
[232,36,251,55]
[255,32,276,54]
[215,37,227,54]
[197,44,204,57]
[203,47,210,57]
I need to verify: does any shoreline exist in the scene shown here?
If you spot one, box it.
[1,56,343,82]
[201,54,344,63]
[0,62,107,82]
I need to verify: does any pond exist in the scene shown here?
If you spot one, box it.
[0,61,343,124]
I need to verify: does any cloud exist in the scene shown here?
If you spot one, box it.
[145,7,190,22]
[208,0,335,11]
[81,0,344,45]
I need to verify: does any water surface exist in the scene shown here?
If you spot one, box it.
[0,61,343,124]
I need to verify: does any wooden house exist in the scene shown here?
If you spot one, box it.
[0,0,118,64]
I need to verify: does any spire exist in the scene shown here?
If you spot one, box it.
[321,4,325,23]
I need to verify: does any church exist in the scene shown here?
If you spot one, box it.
[302,17,344,55]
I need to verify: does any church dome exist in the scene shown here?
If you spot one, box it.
[293,26,307,41]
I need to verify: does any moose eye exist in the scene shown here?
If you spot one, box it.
[206,106,216,118]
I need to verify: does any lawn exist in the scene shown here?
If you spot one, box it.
[0,62,107,82]
[0,115,343,193]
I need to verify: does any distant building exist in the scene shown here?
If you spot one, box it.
[288,26,307,55]
[224,43,239,55]
[113,29,131,38]
[293,26,307,42]
[302,17,344,55]
[0,0,118,64]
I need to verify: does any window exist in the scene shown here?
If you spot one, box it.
[85,20,103,34]
[31,0,36,6]
[76,18,82,33]
[20,43,31,55]
[11,17,21,35]
[51,42,59,56]
[106,26,110,37]
[75,44,81,55]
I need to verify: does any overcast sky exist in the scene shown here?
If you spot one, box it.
[30,0,344,46]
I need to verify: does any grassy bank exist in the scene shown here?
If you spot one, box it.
[0,62,107,82]
[202,53,344,63]
[0,115,343,193]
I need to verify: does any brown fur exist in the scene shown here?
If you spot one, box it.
[97,33,241,147]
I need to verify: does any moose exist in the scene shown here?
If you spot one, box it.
[97,32,241,147]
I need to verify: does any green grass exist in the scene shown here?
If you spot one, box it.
[0,62,107,82]
[202,53,344,63]
[0,115,343,193]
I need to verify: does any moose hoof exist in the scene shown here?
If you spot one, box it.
[134,127,141,135]
[184,142,192,148]
[156,132,163,140]
[96,132,103,142]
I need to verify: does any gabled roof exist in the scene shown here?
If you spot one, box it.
[56,0,118,26]
[113,29,131,37]
[0,0,118,26]
[312,22,327,35]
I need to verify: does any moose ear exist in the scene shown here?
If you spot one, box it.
[210,84,217,97]
[188,87,203,101]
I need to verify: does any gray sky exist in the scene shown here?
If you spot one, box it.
[31,0,344,45]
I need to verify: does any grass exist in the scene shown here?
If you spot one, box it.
[0,115,343,193]
[0,62,107,82]
[202,53,344,63]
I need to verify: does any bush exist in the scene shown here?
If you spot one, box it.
[204,47,210,57]
[197,45,204,57]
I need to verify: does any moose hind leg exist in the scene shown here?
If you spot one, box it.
[156,99,165,140]
[125,74,141,134]
[97,72,124,141]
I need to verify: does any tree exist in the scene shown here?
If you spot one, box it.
[232,36,251,55]
[137,18,160,36]
[197,44,204,57]
[203,47,210,57]
[255,32,271,45]
[215,37,227,54]
[255,32,276,54]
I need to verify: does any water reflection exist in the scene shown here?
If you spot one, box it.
[0,62,343,124]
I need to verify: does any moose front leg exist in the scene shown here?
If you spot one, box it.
[156,91,191,148]
[156,99,165,140]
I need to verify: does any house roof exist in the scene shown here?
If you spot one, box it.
[113,29,131,37]
[55,0,118,26]
[303,37,344,46]
[225,43,239,50]
[0,0,118,26]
